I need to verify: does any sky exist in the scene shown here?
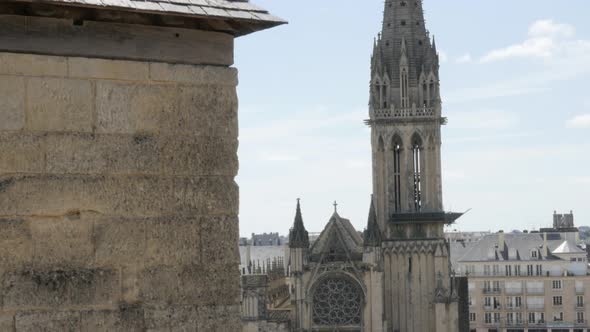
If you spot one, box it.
[234,0,590,237]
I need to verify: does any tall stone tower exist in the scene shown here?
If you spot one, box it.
[367,0,461,331]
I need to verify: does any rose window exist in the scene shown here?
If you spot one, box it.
[312,277,362,326]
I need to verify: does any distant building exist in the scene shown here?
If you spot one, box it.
[452,212,590,332]
[447,231,492,244]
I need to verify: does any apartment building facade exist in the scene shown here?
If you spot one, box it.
[453,225,590,332]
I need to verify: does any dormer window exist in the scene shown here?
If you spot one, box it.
[531,250,538,259]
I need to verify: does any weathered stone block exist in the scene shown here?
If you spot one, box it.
[30,216,94,267]
[45,133,106,174]
[160,135,238,176]
[0,52,68,77]
[196,305,241,332]
[80,305,145,332]
[145,217,201,267]
[149,63,238,86]
[200,264,240,306]
[0,218,32,269]
[143,306,197,331]
[0,175,169,217]
[94,217,147,267]
[162,85,238,137]
[0,133,45,173]
[103,134,161,175]
[68,57,149,81]
[200,216,239,265]
[2,268,119,308]
[26,78,94,132]
[96,82,176,134]
[138,265,207,305]
[15,311,80,332]
[170,176,238,216]
[44,133,161,175]
[0,311,15,331]
[0,76,25,130]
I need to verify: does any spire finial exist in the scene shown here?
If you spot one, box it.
[289,198,309,248]
[333,201,338,213]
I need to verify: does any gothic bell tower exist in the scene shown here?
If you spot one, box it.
[367,1,461,331]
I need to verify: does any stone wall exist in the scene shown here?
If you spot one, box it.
[0,51,241,331]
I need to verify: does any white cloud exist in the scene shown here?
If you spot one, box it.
[566,114,590,128]
[481,19,577,63]
[455,53,472,64]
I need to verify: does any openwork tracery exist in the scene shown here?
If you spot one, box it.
[312,277,362,326]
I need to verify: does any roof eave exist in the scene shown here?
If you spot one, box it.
[2,0,286,36]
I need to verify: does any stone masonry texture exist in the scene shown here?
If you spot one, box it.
[0,52,241,331]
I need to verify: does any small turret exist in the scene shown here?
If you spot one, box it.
[364,195,382,247]
[289,198,309,249]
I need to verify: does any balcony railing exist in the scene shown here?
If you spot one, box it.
[505,320,526,327]
[483,288,502,294]
[371,106,436,120]
[505,305,523,311]
[526,287,544,295]
[505,288,523,295]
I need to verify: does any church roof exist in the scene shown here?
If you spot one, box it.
[310,212,363,262]
[7,0,285,36]
[552,240,585,254]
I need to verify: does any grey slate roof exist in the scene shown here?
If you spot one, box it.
[553,240,586,254]
[454,232,582,263]
[10,0,285,34]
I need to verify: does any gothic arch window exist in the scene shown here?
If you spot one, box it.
[312,277,363,326]
[411,133,423,211]
[400,68,409,108]
[392,135,403,212]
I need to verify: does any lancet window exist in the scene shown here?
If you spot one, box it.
[412,134,423,211]
[400,68,409,108]
[392,135,402,212]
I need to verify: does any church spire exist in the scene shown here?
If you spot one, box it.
[289,198,309,248]
[363,196,382,247]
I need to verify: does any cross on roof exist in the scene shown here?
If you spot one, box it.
[333,201,338,213]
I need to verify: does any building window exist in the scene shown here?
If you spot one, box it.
[553,311,564,321]
[484,312,492,324]
[492,265,500,276]
[484,297,492,307]
[552,280,562,289]
[553,296,563,306]
[514,265,521,276]
[312,277,362,326]
[469,312,476,322]
[411,134,423,212]
[493,297,501,309]
[493,281,501,293]
[577,311,585,323]
[392,136,403,213]
[526,265,533,276]
[493,312,501,323]
[505,265,512,276]
[484,265,491,276]
[577,295,584,307]
[535,264,543,276]
[531,250,537,258]
[484,281,491,292]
